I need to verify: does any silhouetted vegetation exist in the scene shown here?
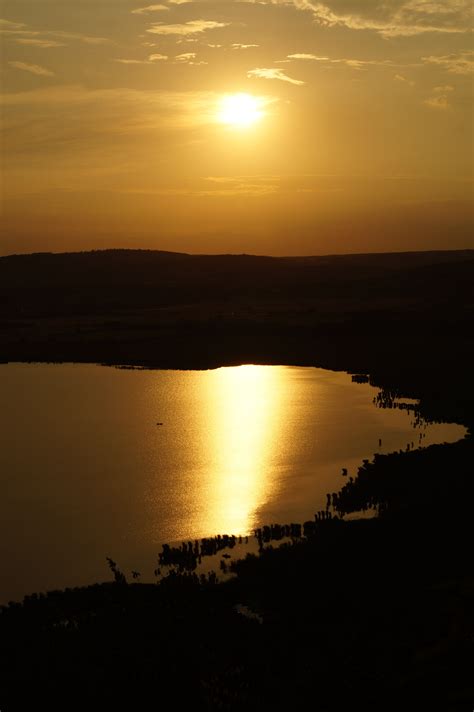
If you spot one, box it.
[1,432,472,711]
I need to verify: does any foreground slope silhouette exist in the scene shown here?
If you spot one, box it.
[1,439,472,711]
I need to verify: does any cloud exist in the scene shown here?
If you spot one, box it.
[251,0,472,37]
[0,18,26,29]
[15,38,67,48]
[287,53,325,60]
[232,43,259,49]
[131,4,169,14]
[8,61,54,76]
[174,52,207,65]
[433,84,455,92]
[0,16,108,45]
[394,73,415,86]
[286,53,394,70]
[114,58,152,64]
[115,53,168,63]
[147,20,228,36]
[422,50,474,75]
[1,26,109,44]
[424,84,454,109]
[424,94,450,109]
[248,67,305,85]
[51,31,110,45]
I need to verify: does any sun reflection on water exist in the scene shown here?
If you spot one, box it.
[196,365,287,536]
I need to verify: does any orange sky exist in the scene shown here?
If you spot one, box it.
[1,0,473,255]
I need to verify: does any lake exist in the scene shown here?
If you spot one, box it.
[0,363,466,603]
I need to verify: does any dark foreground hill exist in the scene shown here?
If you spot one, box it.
[1,248,473,421]
[1,440,473,711]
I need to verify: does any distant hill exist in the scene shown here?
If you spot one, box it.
[1,248,473,423]
[0,248,472,316]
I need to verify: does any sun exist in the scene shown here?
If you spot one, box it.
[217,93,265,128]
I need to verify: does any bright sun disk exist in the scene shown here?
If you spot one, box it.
[217,93,264,128]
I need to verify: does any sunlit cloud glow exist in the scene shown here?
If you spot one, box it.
[147,19,228,36]
[131,4,169,14]
[247,67,304,85]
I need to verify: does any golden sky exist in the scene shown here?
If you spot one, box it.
[1,0,473,255]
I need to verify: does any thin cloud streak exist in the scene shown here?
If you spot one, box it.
[15,38,67,48]
[131,4,169,14]
[147,20,228,36]
[248,67,305,85]
[8,61,55,76]
[422,50,474,75]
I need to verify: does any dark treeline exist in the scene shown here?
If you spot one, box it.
[158,534,249,572]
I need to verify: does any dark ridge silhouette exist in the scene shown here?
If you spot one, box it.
[1,248,473,424]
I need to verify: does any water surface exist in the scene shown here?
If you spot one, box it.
[0,363,465,602]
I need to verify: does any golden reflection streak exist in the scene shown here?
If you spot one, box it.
[197,365,287,536]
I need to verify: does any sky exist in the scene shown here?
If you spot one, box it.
[1,0,473,256]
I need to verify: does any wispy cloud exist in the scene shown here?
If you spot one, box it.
[53,31,110,45]
[174,52,207,65]
[424,84,454,109]
[394,73,415,86]
[114,58,152,64]
[114,53,169,64]
[147,20,228,36]
[232,43,259,49]
[252,0,472,37]
[1,27,109,44]
[131,4,169,14]
[248,67,305,85]
[424,95,450,109]
[8,61,55,76]
[15,38,67,48]
[0,20,110,46]
[422,50,474,75]
[287,53,325,60]
[286,53,394,70]
[175,52,196,60]
[0,18,26,30]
